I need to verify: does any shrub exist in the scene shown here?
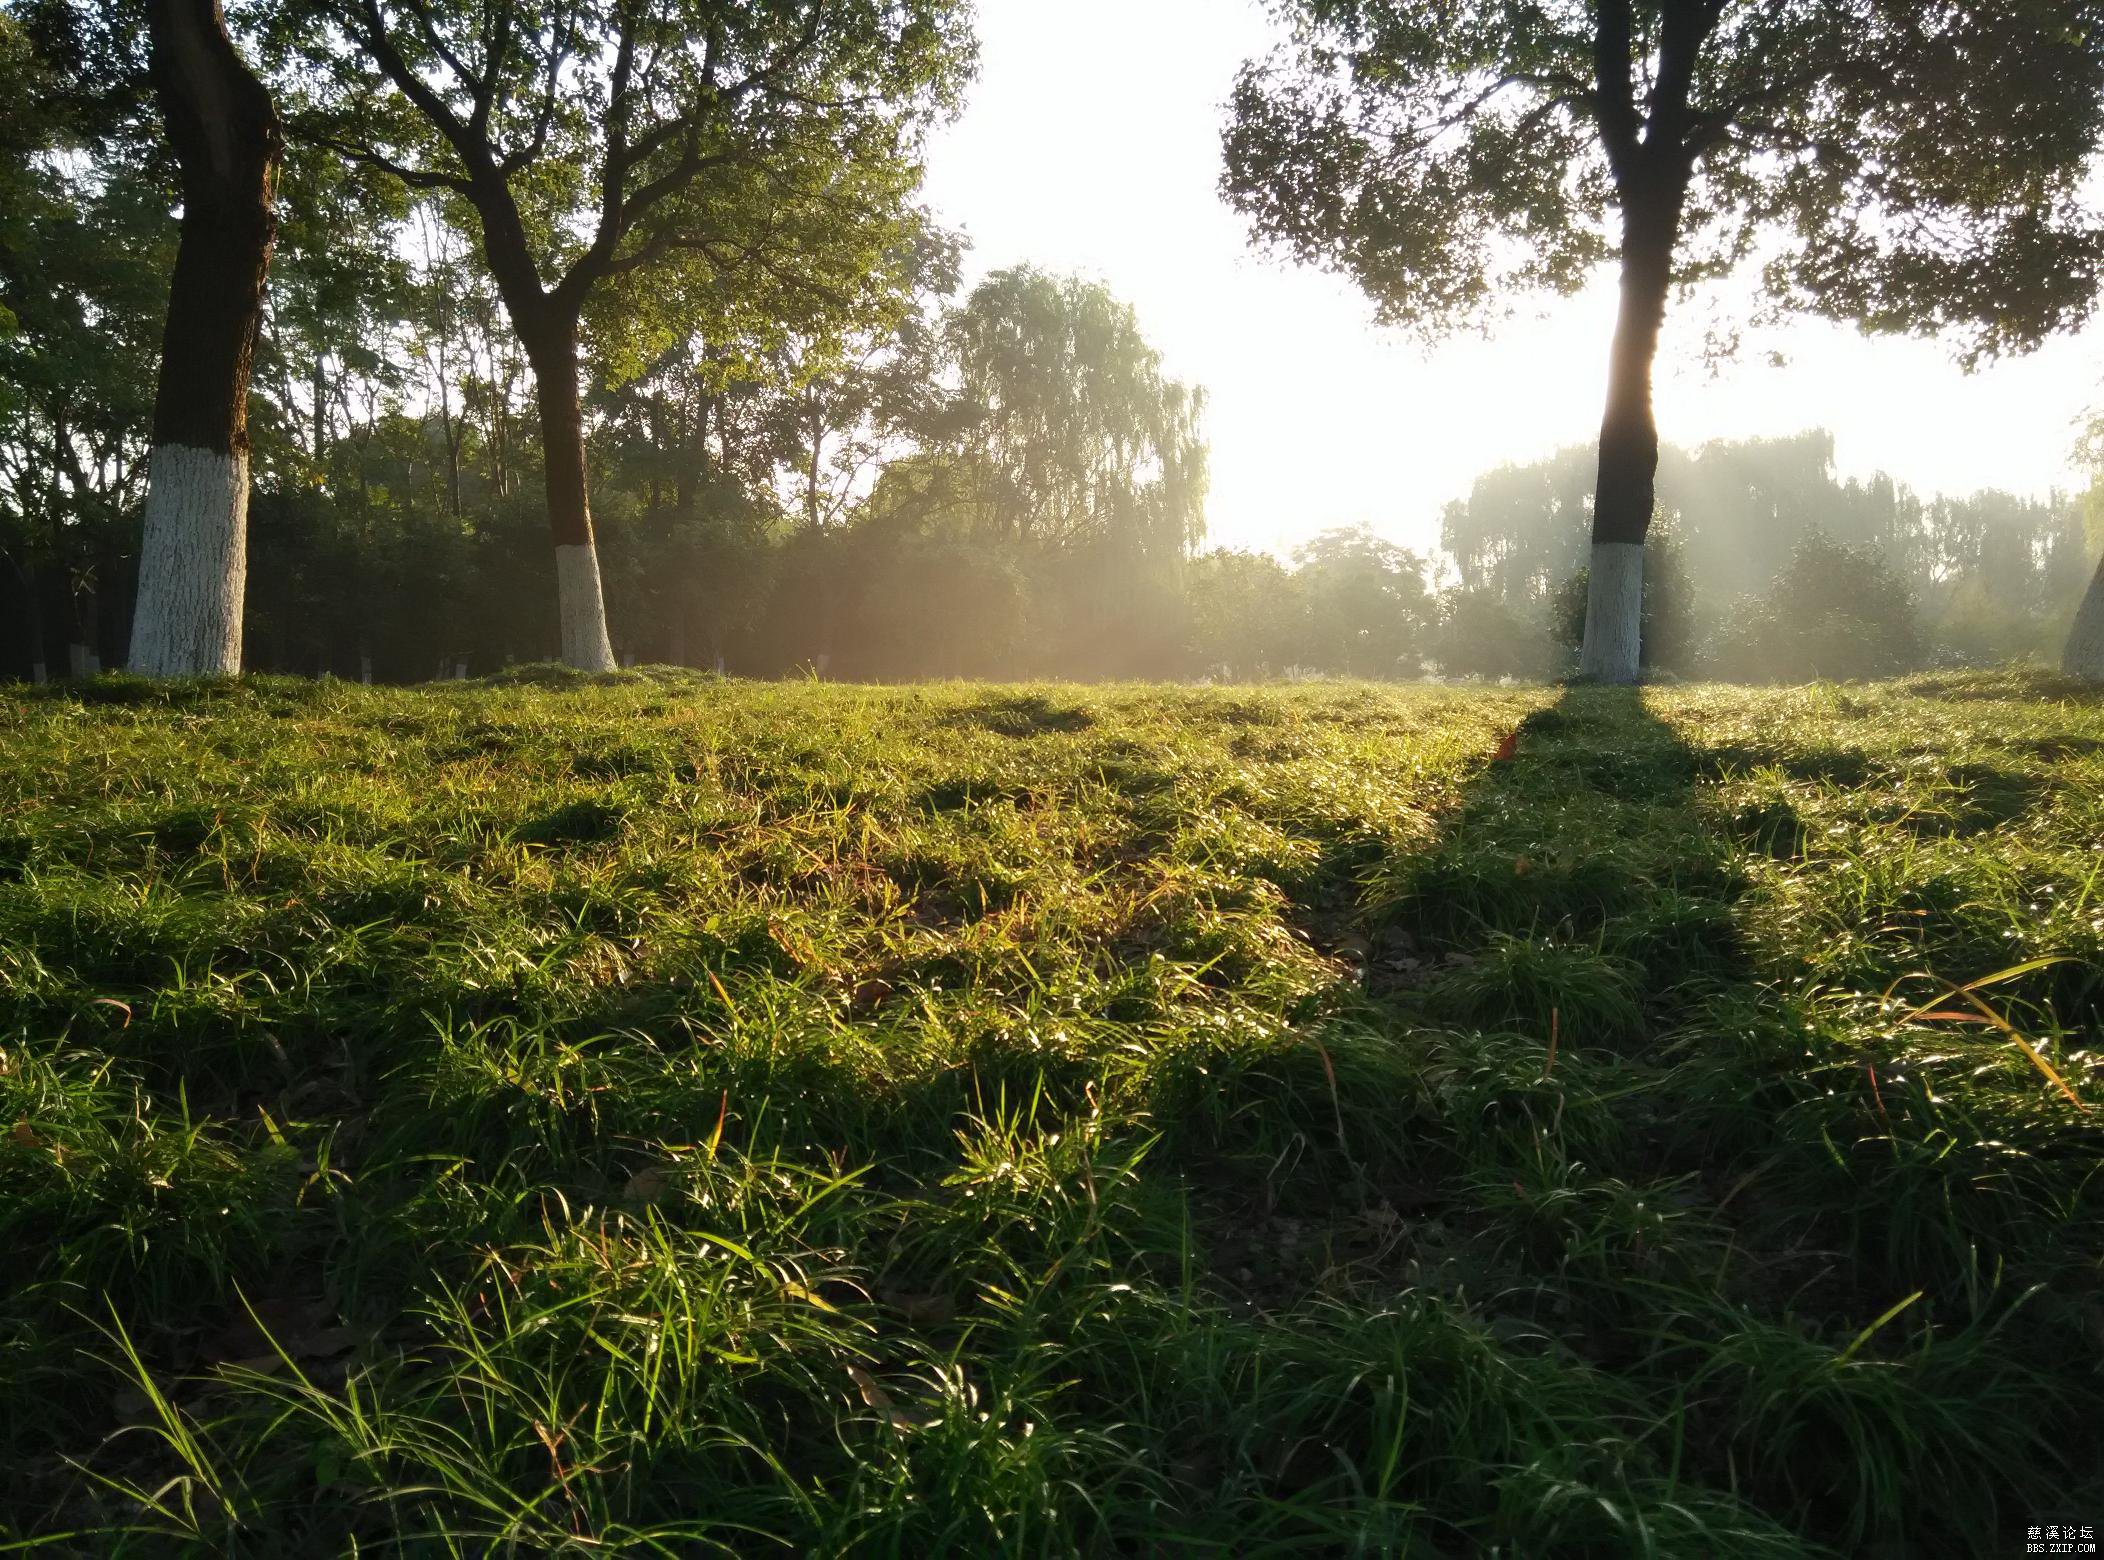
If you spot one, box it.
[1704,531,1924,681]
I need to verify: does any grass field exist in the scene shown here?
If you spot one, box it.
[2,668,2101,1556]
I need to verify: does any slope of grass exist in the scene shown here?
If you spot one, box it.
[1,667,2098,1555]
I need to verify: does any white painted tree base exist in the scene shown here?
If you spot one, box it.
[1578,541,1645,684]
[2065,560,2104,680]
[129,444,247,676]
[556,543,617,672]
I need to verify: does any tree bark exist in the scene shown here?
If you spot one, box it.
[522,323,617,672]
[312,353,328,467]
[676,388,711,514]
[2065,555,2104,679]
[129,0,280,678]
[1579,177,1684,683]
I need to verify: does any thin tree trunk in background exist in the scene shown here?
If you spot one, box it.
[1579,178,1682,684]
[433,354,464,517]
[312,354,328,467]
[673,395,696,514]
[805,392,824,530]
[2065,556,2104,679]
[72,573,101,673]
[523,324,617,672]
[129,0,280,677]
[677,388,710,514]
[19,565,47,682]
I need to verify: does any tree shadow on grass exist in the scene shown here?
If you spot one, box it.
[1176,683,1747,1290]
[1174,680,2102,1554]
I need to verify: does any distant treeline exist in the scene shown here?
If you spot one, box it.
[1435,431,2096,679]
[3,86,2090,684]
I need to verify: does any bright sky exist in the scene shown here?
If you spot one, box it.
[918,0,2103,561]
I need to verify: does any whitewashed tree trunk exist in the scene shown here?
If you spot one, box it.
[1580,163,1684,688]
[30,659,48,685]
[1578,542,1644,683]
[555,543,616,672]
[128,0,278,678]
[129,445,248,676]
[358,652,372,684]
[2065,558,2104,680]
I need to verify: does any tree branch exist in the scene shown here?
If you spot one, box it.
[1592,0,1641,186]
[293,123,472,194]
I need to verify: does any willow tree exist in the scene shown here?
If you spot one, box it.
[129,0,281,676]
[941,267,1208,563]
[288,0,973,669]
[928,267,1209,675]
[1224,1,2104,682]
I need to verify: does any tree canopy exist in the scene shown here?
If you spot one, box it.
[280,0,975,363]
[937,266,1209,563]
[1223,0,2104,360]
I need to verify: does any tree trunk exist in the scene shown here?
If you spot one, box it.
[312,353,328,467]
[439,376,463,517]
[1579,177,1683,684]
[523,325,617,672]
[129,0,280,678]
[805,393,824,530]
[676,389,711,514]
[70,571,102,675]
[2065,556,2104,679]
[21,571,47,683]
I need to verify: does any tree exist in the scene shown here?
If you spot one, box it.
[1552,517,1692,672]
[2073,565,2104,680]
[1706,531,1922,681]
[941,268,1208,562]
[1293,524,1430,677]
[1427,588,1559,681]
[754,223,962,534]
[128,0,282,676]
[289,0,973,670]
[870,268,1209,675]
[0,10,171,680]
[1184,547,1304,678]
[1225,1,2104,682]
[2063,417,2104,680]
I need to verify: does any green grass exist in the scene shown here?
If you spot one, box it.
[1,666,2100,1555]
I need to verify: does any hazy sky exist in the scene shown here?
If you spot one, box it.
[917,0,2103,561]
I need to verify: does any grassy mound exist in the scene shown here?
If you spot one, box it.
[1,672,2099,1554]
